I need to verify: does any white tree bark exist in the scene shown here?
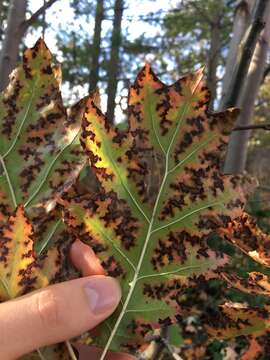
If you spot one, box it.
[223,1,270,174]
[220,0,255,108]
[207,16,221,110]
[0,0,58,92]
[0,0,27,91]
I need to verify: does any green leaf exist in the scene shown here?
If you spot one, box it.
[62,64,247,356]
[167,324,183,347]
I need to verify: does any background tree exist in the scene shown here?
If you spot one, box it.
[220,0,255,107]
[160,0,237,109]
[0,0,58,91]
[223,0,270,173]
[106,0,124,122]
[89,0,104,92]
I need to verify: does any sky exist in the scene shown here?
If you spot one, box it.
[27,0,178,53]
[27,0,179,119]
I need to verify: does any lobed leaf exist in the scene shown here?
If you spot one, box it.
[0,38,85,223]
[62,64,248,356]
[2,39,270,358]
[0,39,86,359]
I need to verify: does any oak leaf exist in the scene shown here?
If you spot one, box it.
[62,64,249,357]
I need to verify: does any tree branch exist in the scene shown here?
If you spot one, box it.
[223,0,267,109]
[263,63,270,80]
[187,1,214,25]
[233,123,270,131]
[21,0,58,33]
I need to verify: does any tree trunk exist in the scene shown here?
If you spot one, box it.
[220,0,255,108]
[89,0,104,92]
[223,3,270,174]
[207,15,221,110]
[106,0,124,123]
[0,0,58,92]
[0,0,27,91]
[0,1,4,37]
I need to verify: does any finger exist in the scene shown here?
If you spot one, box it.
[75,344,136,360]
[70,239,105,276]
[0,276,121,359]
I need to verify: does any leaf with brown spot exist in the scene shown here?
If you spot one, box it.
[221,271,270,297]
[0,40,85,359]
[220,212,270,267]
[0,38,85,226]
[0,38,86,284]
[241,338,263,360]
[206,302,270,340]
[61,64,249,357]
[0,205,59,302]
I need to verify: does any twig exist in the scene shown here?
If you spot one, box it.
[187,1,214,25]
[21,0,58,32]
[233,123,270,131]
[262,63,270,81]
[223,0,267,108]
[65,340,77,360]
[258,185,270,192]
[36,348,47,360]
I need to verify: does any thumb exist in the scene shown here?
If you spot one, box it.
[0,276,121,359]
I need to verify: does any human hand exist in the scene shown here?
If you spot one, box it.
[0,239,133,359]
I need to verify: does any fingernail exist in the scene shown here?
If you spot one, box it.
[84,277,121,315]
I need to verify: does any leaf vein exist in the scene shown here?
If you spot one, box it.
[2,78,38,159]
[105,142,150,224]
[151,202,223,234]
[0,155,17,208]
[90,221,137,272]
[24,131,80,208]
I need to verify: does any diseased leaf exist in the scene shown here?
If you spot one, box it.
[0,38,85,223]
[221,271,270,297]
[3,39,270,359]
[0,205,58,301]
[201,213,270,358]
[206,302,270,339]
[62,64,249,356]
[220,212,270,267]
[241,338,263,360]
[0,39,86,359]
[0,38,87,284]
